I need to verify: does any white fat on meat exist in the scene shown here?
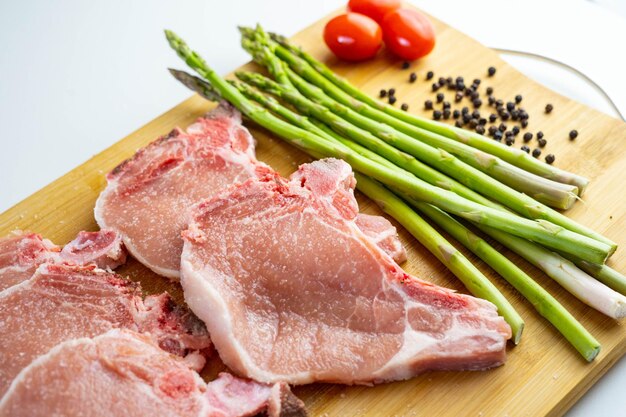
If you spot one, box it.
[180,158,511,385]
[0,329,307,417]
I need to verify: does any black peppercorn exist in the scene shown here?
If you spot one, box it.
[455,93,463,103]
[488,126,497,135]
[402,61,410,69]
[523,132,533,142]
[486,87,493,95]
[512,126,520,135]
[462,113,472,123]
[505,131,514,138]
[424,100,433,110]
[473,98,482,108]
[455,120,463,128]
[500,111,510,121]
[432,83,440,92]
[401,103,409,111]
[388,88,396,96]
[537,131,544,139]
[521,145,530,153]
[468,119,479,128]
[515,95,522,104]
[409,72,417,83]
[521,120,528,128]
[538,138,547,147]
[545,104,553,113]
[462,106,469,114]
[453,109,461,119]
[443,109,451,119]
[494,130,503,141]
[379,89,387,98]
[472,110,481,119]
[433,110,442,120]
[532,148,542,158]
[389,96,397,105]
[489,114,498,123]
[569,130,578,140]
[511,110,520,121]
[436,93,444,103]
[488,96,496,106]
[545,154,555,164]
[499,123,507,132]
[476,125,485,134]
[506,102,515,112]
[505,137,514,146]
[438,77,446,85]
[443,101,451,110]
[478,118,487,125]
[495,99,504,107]
[488,66,496,76]
[426,71,434,80]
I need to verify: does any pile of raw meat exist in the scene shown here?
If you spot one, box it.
[0,103,511,416]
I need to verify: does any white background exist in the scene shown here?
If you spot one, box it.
[1,1,624,415]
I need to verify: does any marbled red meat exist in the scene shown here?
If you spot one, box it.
[180,158,511,385]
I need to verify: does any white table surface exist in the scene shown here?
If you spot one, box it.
[1,0,624,415]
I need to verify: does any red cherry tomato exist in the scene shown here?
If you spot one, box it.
[347,0,401,23]
[323,13,383,61]
[381,8,435,60]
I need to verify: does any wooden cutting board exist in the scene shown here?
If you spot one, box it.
[1,6,625,417]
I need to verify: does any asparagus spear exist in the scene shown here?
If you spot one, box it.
[240,32,616,251]
[241,33,579,210]
[235,69,614,261]
[266,31,590,193]
[169,66,625,320]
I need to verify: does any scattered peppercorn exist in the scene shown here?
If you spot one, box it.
[538,138,547,147]
[455,120,463,128]
[389,96,397,105]
[488,96,496,106]
[462,107,469,115]
[532,148,542,158]
[505,137,514,146]
[486,87,493,95]
[569,130,578,140]
[443,101,451,110]
[472,110,481,119]
[478,118,487,125]
[379,89,387,98]
[523,132,533,142]
[515,95,523,104]
[455,93,463,103]
[388,88,396,96]
[433,110,442,120]
[432,83,440,92]
[426,71,434,80]
[476,125,485,134]
[468,119,479,128]
[521,145,530,153]
[512,126,520,135]
[438,77,446,85]
[505,131,514,138]
[424,100,433,110]
[489,114,498,123]
[473,98,482,108]
[443,109,451,119]
[436,93,444,103]
[545,154,555,164]
[537,131,544,139]
[500,111,510,121]
[453,109,461,119]
[488,66,496,76]
[402,61,410,69]
[506,102,515,112]
[545,104,553,113]
[521,120,529,128]
[495,99,504,107]
[499,123,507,132]
[401,103,409,111]
[409,72,417,83]
[488,126,497,135]
[494,130,503,141]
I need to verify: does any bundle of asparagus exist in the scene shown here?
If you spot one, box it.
[165,26,626,361]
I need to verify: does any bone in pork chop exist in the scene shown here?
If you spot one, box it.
[0,229,126,291]
[0,263,211,398]
[0,329,307,417]
[94,102,272,279]
[180,158,511,385]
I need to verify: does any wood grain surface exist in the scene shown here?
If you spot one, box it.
[1,6,625,417]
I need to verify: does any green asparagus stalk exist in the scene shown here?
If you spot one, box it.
[240,32,616,252]
[235,70,613,262]
[170,68,606,357]
[241,33,579,211]
[266,31,590,193]
[571,261,626,296]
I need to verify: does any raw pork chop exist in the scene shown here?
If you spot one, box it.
[95,102,272,278]
[0,232,58,291]
[181,158,511,385]
[0,230,126,291]
[0,329,307,417]
[0,263,211,398]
